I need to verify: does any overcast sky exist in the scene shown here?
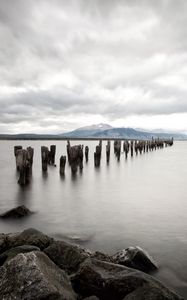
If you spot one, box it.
[0,0,187,134]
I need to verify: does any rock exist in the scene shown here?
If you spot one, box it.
[122,284,181,300]
[0,251,76,300]
[0,205,33,219]
[0,233,8,254]
[44,240,90,274]
[91,251,115,263]
[71,258,182,300]
[0,228,53,254]
[0,245,40,266]
[83,297,100,300]
[112,246,158,273]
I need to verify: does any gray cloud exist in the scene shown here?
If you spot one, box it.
[0,0,187,133]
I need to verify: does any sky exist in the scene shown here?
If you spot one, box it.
[0,0,187,134]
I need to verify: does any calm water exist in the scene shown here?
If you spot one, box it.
[0,140,187,297]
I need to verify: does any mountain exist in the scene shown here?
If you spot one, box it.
[60,123,113,138]
[61,125,187,140]
[0,124,186,140]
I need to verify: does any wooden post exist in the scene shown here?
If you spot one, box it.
[123,141,129,159]
[130,141,133,157]
[41,146,49,172]
[68,145,83,174]
[85,146,89,162]
[106,141,110,163]
[60,156,66,175]
[134,141,138,155]
[78,145,84,170]
[49,145,56,165]
[94,144,102,167]
[114,140,121,161]
[27,147,34,166]
[14,145,22,170]
[67,141,71,164]
[17,149,32,185]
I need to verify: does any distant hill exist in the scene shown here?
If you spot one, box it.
[59,123,113,138]
[0,124,186,140]
[61,125,187,140]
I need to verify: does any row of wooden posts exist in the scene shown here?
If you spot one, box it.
[14,138,173,185]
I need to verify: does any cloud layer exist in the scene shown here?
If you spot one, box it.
[0,0,187,133]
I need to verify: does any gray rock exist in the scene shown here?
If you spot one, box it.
[0,251,77,300]
[0,228,53,254]
[0,245,40,266]
[83,297,100,300]
[122,284,181,300]
[44,240,90,274]
[91,251,114,263]
[112,246,158,273]
[0,205,33,219]
[71,258,183,300]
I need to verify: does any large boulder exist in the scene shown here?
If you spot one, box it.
[0,251,77,300]
[0,228,53,254]
[0,245,40,266]
[71,258,183,300]
[112,246,158,273]
[0,205,33,219]
[44,240,90,274]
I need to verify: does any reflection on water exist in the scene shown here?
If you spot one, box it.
[0,140,187,297]
[15,185,32,207]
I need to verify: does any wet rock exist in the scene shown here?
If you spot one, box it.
[0,251,76,300]
[0,244,40,266]
[113,246,158,273]
[122,283,181,300]
[0,205,33,219]
[91,251,115,263]
[0,233,8,254]
[44,240,90,274]
[0,228,53,254]
[83,297,100,300]
[71,258,182,300]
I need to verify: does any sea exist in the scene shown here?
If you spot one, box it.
[0,140,187,298]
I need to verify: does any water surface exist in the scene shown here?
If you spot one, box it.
[0,140,187,297]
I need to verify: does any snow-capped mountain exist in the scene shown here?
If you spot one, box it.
[61,124,187,140]
[60,124,113,138]
[75,123,113,131]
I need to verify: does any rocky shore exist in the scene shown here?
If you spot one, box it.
[0,228,183,300]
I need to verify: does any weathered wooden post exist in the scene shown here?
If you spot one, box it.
[106,141,110,163]
[49,145,56,165]
[14,145,22,170]
[94,144,102,167]
[114,140,121,161]
[130,141,134,157]
[85,146,89,162]
[123,141,129,159]
[60,156,66,175]
[143,141,146,153]
[78,145,84,170]
[41,146,49,172]
[70,146,78,174]
[146,141,149,152]
[138,141,143,154]
[17,149,32,185]
[27,147,34,166]
[67,141,71,164]
[135,141,138,155]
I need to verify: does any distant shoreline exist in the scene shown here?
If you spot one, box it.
[0,137,184,141]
